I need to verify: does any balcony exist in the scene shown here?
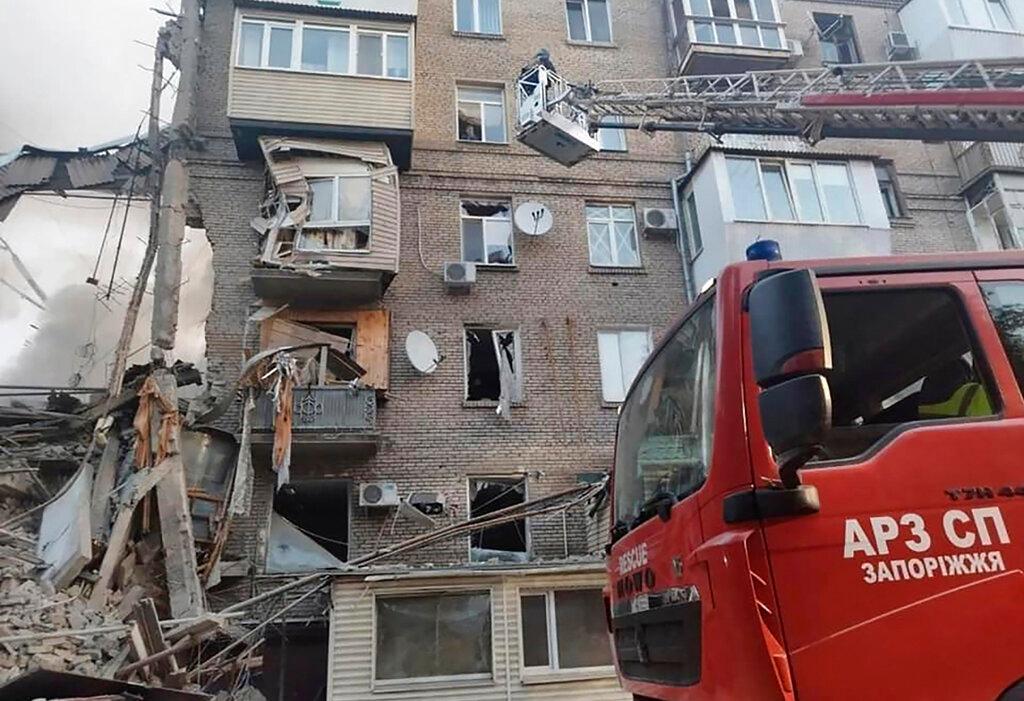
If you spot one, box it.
[953,141,1024,188]
[252,386,379,458]
[252,137,400,306]
[227,4,415,168]
[666,0,790,75]
[899,0,1024,62]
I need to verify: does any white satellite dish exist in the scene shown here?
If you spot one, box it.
[514,201,554,236]
[405,330,441,375]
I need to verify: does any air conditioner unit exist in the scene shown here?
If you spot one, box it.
[443,261,476,294]
[642,208,678,237]
[787,39,804,57]
[408,491,446,516]
[886,32,916,61]
[359,481,400,507]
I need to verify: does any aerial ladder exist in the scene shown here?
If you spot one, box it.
[516,58,1024,166]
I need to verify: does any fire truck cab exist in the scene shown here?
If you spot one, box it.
[608,251,1024,700]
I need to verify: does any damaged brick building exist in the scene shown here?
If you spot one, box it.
[189,0,686,698]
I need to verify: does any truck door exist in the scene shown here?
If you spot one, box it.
[750,271,1024,701]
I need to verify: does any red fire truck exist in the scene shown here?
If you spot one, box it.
[607,251,1024,700]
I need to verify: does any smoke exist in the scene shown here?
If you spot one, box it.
[0,196,213,391]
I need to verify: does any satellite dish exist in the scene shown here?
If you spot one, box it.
[405,330,441,375]
[514,201,553,236]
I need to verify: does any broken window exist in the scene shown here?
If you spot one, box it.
[457,85,507,143]
[375,592,493,681]
[261,624,330,701]
[465,327,522,402]
[267,479,349,572]
[521,589,613,671]
[814,13,860,64]
[469,477,527,563]
[262,318,363,386]
[461,200,514,266]
[299,167,372,252]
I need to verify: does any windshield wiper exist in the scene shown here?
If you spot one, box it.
[630,490,677,530]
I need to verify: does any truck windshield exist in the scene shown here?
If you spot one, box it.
[614,298,716,527]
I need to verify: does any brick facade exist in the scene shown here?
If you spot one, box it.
[191,0,983,596]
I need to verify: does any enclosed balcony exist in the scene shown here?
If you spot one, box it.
[252,386,380,457]
[227,1,416,168]
[666,0,791,75]
[899,0,1024,62]
[953,141,1024,188]
[251,137,400,307]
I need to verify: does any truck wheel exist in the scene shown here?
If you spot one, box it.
[998,679,1024,701]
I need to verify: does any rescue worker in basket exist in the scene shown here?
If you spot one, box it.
[918,357,993,419]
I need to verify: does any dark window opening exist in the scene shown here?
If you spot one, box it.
[814,288,996,462]
[814,13,860,64]
[465,328,520,402]
[875,164,905,220]
[470,477,527,562]
[260,624,329,701]
[272,479,349,562]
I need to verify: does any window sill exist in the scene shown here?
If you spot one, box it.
[463,400,525,408]
[601,401,623,411]
[372,674,494,694]
[471,263,519,272]
[452,30,506,40]
[732,218,869,229]
[233,64,411,82]
[588,265,647,275]
[566,39,619,49]
[889,216,915,229]
[457,139,512,148]
[521,667,618,685]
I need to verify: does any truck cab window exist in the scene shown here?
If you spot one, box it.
[982,282,1024,392]
[613,299,716,526]
[815,288,996,462]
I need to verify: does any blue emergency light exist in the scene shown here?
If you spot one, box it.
[746,239,782,262]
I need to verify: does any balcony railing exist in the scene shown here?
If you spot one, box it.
[254,386,377,434]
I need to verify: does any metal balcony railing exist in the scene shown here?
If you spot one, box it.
[254,386,377,434]
[517,65,590,134]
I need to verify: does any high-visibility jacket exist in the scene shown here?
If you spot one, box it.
[919,382,993,419]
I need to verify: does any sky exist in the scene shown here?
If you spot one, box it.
[0,1,212,391]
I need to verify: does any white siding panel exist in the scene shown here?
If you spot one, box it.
[329,570,628,701]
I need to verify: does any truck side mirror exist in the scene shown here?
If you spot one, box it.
[748,270,833,487]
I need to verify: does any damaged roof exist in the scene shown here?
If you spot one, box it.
[0,139,151,221]
[237,0,417,19]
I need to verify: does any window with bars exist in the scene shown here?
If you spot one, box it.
[725,156,862,225]
[586,203,641,267]
[598,329,652,403]
[457,85,507,143]
[455,0,502,34]
[461,200,514,265]
[520,589,614,673]
[683,0,784,49]
[566,0,613,42]
[237,18,409,78]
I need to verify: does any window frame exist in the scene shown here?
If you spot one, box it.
[371,588,496,689]
[517,587,616,680]
[725,155,864,226]
[945,0,1019,31]
[467,476,530,562]
[597,327,653,404]
[463,327,524,402]
[460,198,515,266]
[454,0,504,35]
[565,0,615,43]
[683,191,704,259]
[875,163,906,220]
[299,172,373,254]
[586,202,643,268]
[682,0,785,50]
[456,84,509,144]
[596,115,628,152]
[234,14,412,81]
[813,12,861,64]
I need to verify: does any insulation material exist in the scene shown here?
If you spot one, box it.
[270,355,297,489]
[493,332,517,422]
[265,513,345,573]
[132,376,178,468]
[35,463,93,590]
[228,389,256,517]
